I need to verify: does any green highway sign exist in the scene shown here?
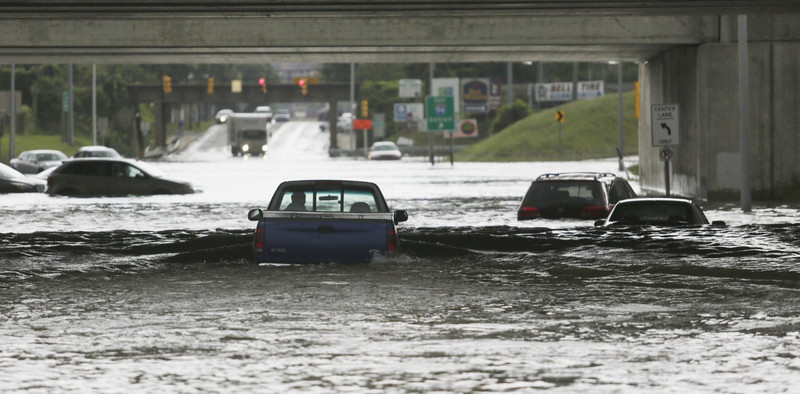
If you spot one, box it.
[426,96,455,131]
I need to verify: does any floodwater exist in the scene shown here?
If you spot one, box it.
[1,122,799,393]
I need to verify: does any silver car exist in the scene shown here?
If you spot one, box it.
[0,162,46,193]
[10,149,68,174]
[73,145,122,158]
[46,158,196,197]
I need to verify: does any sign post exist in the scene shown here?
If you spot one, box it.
[555,110,565,156]
[426,96,455,166]
[651,104,680,196]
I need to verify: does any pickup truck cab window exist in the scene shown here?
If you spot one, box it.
[276,185,380,213]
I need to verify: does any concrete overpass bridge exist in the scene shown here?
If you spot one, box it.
[2,1,800,202]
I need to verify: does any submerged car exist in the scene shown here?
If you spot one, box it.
[594,198,725,227]
[248,180,408,264]
[0,162,46,193]
[46,158,196,197]
[73,145,122,158]
[368,141,402,160]
[517,172,637,220]
[10,149,68,174]
[274,108,291,122]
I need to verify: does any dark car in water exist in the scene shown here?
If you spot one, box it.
[517,172,636,220]
[0,162,46,193]
[594,198,725,227]
[10,149,68,174]
[46,158,196,197]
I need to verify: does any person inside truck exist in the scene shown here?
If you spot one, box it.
[285,191,308,211]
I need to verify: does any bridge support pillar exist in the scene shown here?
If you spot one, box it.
[639,14,800,202]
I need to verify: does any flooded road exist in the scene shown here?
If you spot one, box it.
[2,122,799,393]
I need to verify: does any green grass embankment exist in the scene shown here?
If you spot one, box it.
[457,91,638,162]
[0,134,93,163]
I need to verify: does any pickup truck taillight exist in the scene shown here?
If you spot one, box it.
[517,206,539,220]
[253,224,265,252]
[387,229,397,251]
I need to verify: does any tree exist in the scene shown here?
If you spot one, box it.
[490,99,532,135]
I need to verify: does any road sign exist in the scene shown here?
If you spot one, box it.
[659,146,674,162]
[426,96,455,131]
[651,104,679,146]
[352,119,372,130]
[555,110,565,123]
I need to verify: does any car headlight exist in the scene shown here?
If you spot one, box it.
[242,144,250,152]
[220,115,228,122]
[262,144,268,152]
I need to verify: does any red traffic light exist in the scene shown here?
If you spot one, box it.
[258,78,266,85]
[298,79,306,86]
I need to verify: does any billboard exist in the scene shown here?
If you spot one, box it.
[393,103,424,122]
[461,78,490,113]
[398,79,422,98]
[534,82,572,102]
[577,81,604,99]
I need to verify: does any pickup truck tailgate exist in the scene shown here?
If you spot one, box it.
[255,212,395,263]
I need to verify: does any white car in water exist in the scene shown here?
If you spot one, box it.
[368,141,402,160]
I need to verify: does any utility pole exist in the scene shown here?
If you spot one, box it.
[67,64,74,146]
[429,62,435,166]
[10,65,16,160]
[618,61,624,172]
[738,15,752,212]
[92,64,97,145]
[507,62,513,104]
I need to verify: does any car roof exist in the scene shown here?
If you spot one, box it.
[63,157,137,164]
[77,145,115,151]
[616,197,694,205]
[28,149,65,154]
[372,141,397,146]
[535,172,617,181]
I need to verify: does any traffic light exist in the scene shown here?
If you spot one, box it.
[258,77,266,94]
[298,78,307,96]
[360,100,368,118]
[162,75,172,94]
[207,77,214,94]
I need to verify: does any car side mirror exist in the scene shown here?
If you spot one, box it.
[711,220,726,227]
[393,210,408,224]
[594,219,605,227]
[248,208,264,221]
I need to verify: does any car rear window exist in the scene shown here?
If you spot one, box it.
[275,185,380,213]
[523,181,604,207]
[609,202,694,223]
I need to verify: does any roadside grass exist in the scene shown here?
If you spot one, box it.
[457,91,638,162]
[1,121,215,163]
[0,133,93,162]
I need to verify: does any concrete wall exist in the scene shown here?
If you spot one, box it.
[640,15,800,200]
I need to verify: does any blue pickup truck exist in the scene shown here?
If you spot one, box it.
[247,180,408,264]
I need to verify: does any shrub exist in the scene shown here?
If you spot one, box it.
[489,99,532,134]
